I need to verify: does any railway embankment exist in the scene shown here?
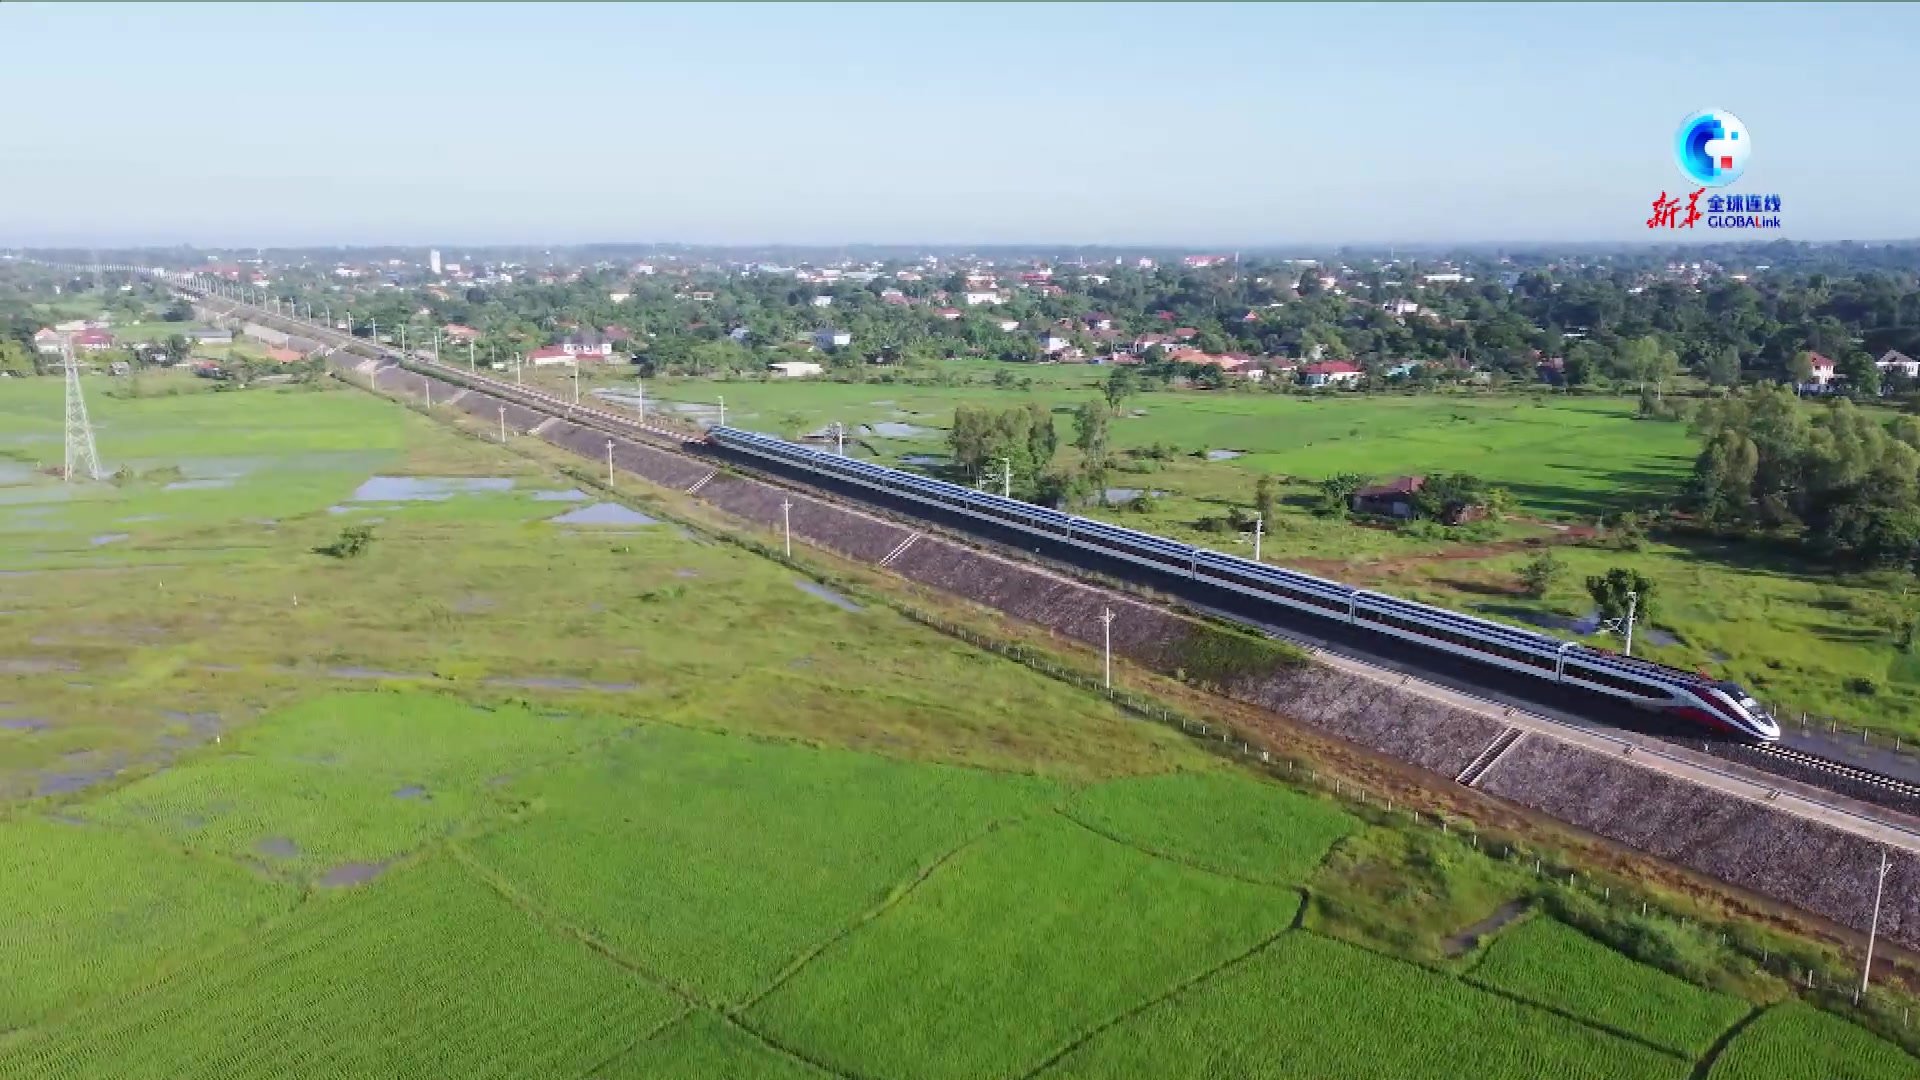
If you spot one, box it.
[338,355,1920,951]
[1478,737,1918,949]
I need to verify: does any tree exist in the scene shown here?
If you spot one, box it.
[1024,400,1057,467]
[1102,365,1138,410]
[1837,349,1880,397]
[1518,548,1564,599]
[1315,473,1366,517]
[1254,472,1277,526]
[0,340,32,377]
[1585,567,1654,628]
[1787,350,1816,387]
[163,334,190,366]
[1704,345,1741,388]
[1072,400,1109,458]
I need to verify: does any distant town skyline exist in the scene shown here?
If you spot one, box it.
[3,2,1916,247]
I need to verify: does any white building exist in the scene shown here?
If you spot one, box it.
[963,291,1001,306]
[429,249,442,275]
[609,291,631,304]
[769,361,824,378]
[815,329,852,349]
[810,295,834,307]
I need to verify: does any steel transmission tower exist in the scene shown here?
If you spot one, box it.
[62,342,103,483]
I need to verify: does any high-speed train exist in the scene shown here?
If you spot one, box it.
[708,425,1780,742]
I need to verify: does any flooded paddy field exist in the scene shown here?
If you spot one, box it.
[0,371,1911,1080]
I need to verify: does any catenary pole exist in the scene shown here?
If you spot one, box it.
[782,497,793,557]
[1100,606,1115,690]
[1861,850,1892,1002]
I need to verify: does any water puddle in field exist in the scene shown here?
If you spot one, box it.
[350,476,515,501]
[0,717,49,732]
[0,487,79,506]
[484,675,638,692]
[532,488,589,502]
[36,766,120,797]
[1444,900,1532,956]
[164,478,233,491]
[89,533,129,546]
[392,785,428,800]
[0,462,40,485]
[255,836,300,859]
[899,454,946,466]
[1,659,79,674]
[674,568,700,578]
[1098,488,1166,504]
[795,579,861,612]
[328,666,422,681]
[1205,449,1246,461]
[549,503,659,526]
[318,861,389,887]
[453,594,495,614]
[120,514,165,523]
[861,422,933,438]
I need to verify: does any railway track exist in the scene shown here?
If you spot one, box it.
[168,278,1920,819]
[1753,744,1920,802]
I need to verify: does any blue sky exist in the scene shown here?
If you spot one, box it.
[2,2,1914,247]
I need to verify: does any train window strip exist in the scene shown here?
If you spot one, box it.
[1562,662,1664,696]
[1365,599,1561,651]
[1360,609,1555,668]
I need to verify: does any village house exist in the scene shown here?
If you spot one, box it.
[810,295,835,307]
[442,324,481,343]
[1301,360,1363,387]
[963,290,1002,306]
[1803,351,1837,391]
[188,326,234,345]
[935,307,962,321]
[1350,476,1424,519]
[1877,349,1920,379]
[768,361,824,378]
[70,329,117,352]
[815,328,852,349]
[32,328,63,354]
[1037,329,1073,355]
[997,318,1022,333]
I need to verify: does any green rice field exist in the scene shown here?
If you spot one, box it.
[558,365,1920,741]
[0,371,1912,1078]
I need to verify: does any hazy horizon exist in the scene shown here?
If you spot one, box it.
[5,2,1915,248]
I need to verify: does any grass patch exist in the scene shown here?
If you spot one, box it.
[1470,916,1749,1057]
[0,856,682,1080]
[0,817,295,1029]
[1305,824,1533,964]
[1045,931,1689,1080]
[1170,622,1307,690]
[1707,1001,1919,1080]
[466,724,1061,1004]
[76,692,619,879]
[597,1011,828,1079]
[1064,768,1358,885]
[746,815,1297,1080]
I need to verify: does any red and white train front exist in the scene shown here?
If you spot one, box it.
[1670,680,1780,741]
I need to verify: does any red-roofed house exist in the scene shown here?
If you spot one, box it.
[70,329,116,352]
[33,328,63,354]
[1804,351,1836,389]
[527,345,579,367]
[1172,327,1199,341]
[1350,476,1425,519]
[601,324,634,344]
[265,346,304,364]
[1301,360,1363,387]
[443,324,480,343]
[935,307,962,321]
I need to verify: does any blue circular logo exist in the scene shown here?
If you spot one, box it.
[1674,109,1750,187]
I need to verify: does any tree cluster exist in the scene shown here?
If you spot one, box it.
[1688,384,1920,564]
